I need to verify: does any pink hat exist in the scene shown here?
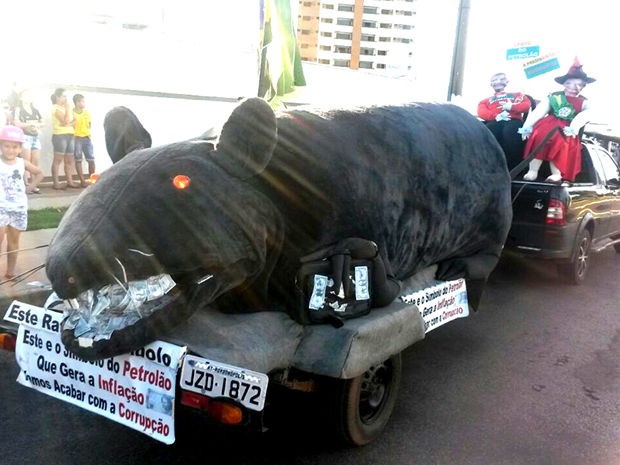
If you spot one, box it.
[0,125,25,143]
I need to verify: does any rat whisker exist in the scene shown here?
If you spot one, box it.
[0,263,46,287]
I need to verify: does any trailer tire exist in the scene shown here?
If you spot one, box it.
[330,353,402,446]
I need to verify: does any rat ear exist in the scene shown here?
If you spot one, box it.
[104,106,152,163]
[213,98,277,180]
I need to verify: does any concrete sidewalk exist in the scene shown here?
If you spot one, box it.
[0,185,82,313]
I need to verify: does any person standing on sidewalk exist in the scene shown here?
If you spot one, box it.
[50,88,78,189]
[13,89,43,193]
[72,94,95,187]
[0,125,43,279]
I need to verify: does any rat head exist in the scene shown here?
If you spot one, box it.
[46,98,281,359]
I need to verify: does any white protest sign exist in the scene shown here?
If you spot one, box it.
[400,279,469,333]
[4,301,186,445]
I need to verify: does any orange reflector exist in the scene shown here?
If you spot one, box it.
[172,175,191,190]
[88,173,100,185]
[0,333,16,351]
[210,401,244,425]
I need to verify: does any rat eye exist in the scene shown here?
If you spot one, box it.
[172,175,191,190]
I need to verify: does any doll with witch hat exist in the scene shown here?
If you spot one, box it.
[519,57,596,182]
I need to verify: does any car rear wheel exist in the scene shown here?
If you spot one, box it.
[557,229,591,284]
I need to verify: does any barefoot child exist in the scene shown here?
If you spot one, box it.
[0,125,43,279]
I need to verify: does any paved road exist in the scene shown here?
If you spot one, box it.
[1,249,619,465]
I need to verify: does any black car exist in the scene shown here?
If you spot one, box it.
[505,136,620,283]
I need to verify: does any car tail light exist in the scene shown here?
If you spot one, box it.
[180,391,244,425]
[0,332,16,351]
[546,199,566,225]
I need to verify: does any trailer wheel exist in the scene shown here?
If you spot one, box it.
[557,229,591,284]
[330,353,402,446]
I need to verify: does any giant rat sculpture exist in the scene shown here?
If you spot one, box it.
[46,98,512,360]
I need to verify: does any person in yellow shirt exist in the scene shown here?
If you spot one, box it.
[51,88,78,189]
[72,94,95,187]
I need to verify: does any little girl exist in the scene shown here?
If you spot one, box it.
[0,125,43,279]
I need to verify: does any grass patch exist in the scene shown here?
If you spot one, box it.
[27,207,69,231]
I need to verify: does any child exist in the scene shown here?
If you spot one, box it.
[0,125,43,279]
[72,94,95,187]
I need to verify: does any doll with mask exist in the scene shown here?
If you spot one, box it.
[520,58,596,183]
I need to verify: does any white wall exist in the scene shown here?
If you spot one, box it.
[22,88,240,176]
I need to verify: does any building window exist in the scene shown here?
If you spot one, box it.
[359,61,373,69]
[338,4,354,12]
[301,29,311,35]
[378,50,387,56]
[320,31,333,37]
[362,20,376,28]
[360,48,375,56]
[320,45,331,51]
[319,59,330,64]
[321,18,334,24]
[377,63,386,69]
[363,6,378,14]
[322,3,334,9]
[381,9,393,14]
[302,16,312,20]
[379,23,392,29]
[379,36,391,42]
[361,34,375,42]
[334,59,350,67]
[303,1,313,6]
[394,24,413,30]
[393,37,411,44]
[335,32,352,40]
[337,18,354,26]
[335,45,351,53]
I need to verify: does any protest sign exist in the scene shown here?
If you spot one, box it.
[4,301,186,444]
[522,53,560,79]
[400,278,469,333]
[506,45,540,61]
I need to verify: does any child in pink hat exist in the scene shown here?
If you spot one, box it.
[0,125,43,279]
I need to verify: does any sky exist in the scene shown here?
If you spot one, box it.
[455,0,618,127]
[3,0,617,128]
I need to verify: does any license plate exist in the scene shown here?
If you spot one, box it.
[180,355,269,411]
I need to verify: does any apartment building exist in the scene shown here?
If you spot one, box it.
[296,0,417,76]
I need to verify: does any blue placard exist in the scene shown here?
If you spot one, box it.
[506,45,540,61]
[524,57,560,79]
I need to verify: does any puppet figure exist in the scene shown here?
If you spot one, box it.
[477,72,532,170]
[520,58,596,182]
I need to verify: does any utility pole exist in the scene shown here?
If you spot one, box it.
[447,0,470,101]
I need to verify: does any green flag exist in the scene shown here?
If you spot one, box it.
[258,0,306,104]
